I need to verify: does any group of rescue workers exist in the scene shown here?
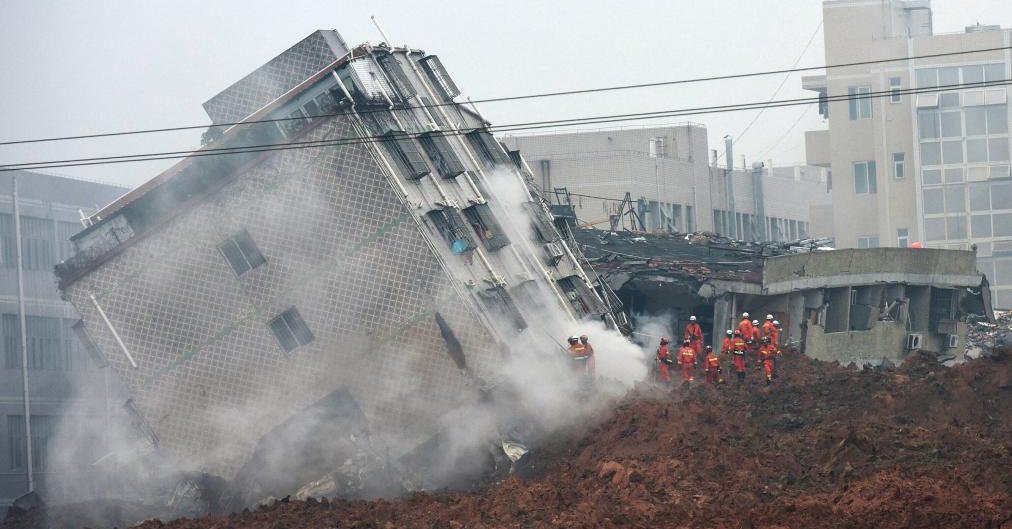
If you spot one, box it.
[655,312,784,386]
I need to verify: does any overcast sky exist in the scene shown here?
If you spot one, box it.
[1,0,1010,188]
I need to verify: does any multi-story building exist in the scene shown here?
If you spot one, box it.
[803,0,1012,308]
[54,30,621,489]
[0,171,126,508]
[503,126,832,241]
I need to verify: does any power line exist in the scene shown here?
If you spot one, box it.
[2,78,1006,172]
[725,20,823,157]
[1,44,1009,147]
[756,105,813,161]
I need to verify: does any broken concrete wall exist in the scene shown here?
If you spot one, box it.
[805,318,968,366]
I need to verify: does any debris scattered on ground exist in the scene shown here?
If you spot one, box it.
[966,310,1012,354]
[7,347,1008,529]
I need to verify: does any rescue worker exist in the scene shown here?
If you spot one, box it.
[704,345,721,385]
[676,339,697,383]
[721,329,734,357]
[738,312,753,339]
[579,334,596,378]
[655,337,673,383]
[684,316,703,357]
[758,336,776,385]
[762,314,776,342]
[567,335,590,377]
[751,319,762,360]
[731,330,748,381]
[770,321,783,378]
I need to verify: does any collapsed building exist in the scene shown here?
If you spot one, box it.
[577,229,995,365]
[52,30,625,501]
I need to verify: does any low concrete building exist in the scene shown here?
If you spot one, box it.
[579,230,992,365]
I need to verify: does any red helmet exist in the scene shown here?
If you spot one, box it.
[733,330,741,336]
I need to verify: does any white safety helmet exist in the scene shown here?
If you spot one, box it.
[766,314,774,320]
[725,329,733,336]
[773,320,780,326]
[689,315,697,321]
[742,312,749,318]
[752,320,759,325]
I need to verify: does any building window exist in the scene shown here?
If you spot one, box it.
[848,85,872,120]
[381,130,431,179]
[426,208,475,254]
[376,54,416,99]
[419,55,460,100]
[419,132,466,178]
[854,161,877,194]
[889,77,902,103]
[277,108,309,138]
[462,203,510,251]
[218,230,266,277]
[465,130,511,169]
[685,206,695,232]
[857,236,879,248]
[8,415,52,471]
[268,307,314,353]
[893,153,905,179]
[897,228,910,247]
[3,315,73,371]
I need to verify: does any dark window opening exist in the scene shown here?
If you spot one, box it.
[419,132,466,178]
[269,307,314,353]
[8,415,53,471]
[3,315,81,371]
[277,108,310,137]
[557,276,602,317]
[381,130,431,179]
[462,203,510,251]
[419,55,460,100]
[377,54,417,99]
[219,229,266,276]
[426,208,475,254]
[465,130,511,169]
[477,286,527,332]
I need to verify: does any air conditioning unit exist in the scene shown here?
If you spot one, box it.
[905,333,923,350]
[543,242,565,265]
[945,334,959,349]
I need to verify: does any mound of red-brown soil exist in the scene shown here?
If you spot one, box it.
[7,349,1012,529]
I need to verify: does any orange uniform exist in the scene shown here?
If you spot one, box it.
[581,339,596,377]
[704,351,721,384]
[762,320,776,342]
[656,343,673,383]
[677,346,697,382]
[684,322,703,355]
[738,318,753,340]
[721,336,734,356]
[759,344,776,383]
[731,336,748,380]
[567,343,590,376]
[771,325,781,347]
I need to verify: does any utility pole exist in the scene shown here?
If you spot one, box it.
[13,175,34,493]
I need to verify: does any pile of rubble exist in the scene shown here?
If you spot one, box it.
[7,347,1009,529]
[966,310,1012,356]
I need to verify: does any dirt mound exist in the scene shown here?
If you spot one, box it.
[7,349,1011,529]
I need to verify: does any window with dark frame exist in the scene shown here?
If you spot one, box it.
[268,307,314,353]
[219,230,266,276]
[462,203,510,251]
[419,55,460,100]
[848,85,873,120]
[426,208,475,253]
[893,152,905,179]
[889,77,902,103]
[419,132,466,178]
[381,130,431,179]
[465,130,510,168]
[377,54,416,99]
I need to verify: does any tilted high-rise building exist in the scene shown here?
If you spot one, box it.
[55,30,621,479]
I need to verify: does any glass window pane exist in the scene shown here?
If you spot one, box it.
[922,169,942,185]
[944,168,964,183]
[925,217,946,240]
[916,68,937,88]
[945,185,966,213]
[962,65,984,84]
[939,67,960,86]
[867,161,877,193]
[993,182,1012,210]
[940,111,962,136]
[923,188,944,214]
[854,163,868,194]
[992,165,1010,179]
[967,138,988,162]
[987,105,1008,133]
[972,214,992,238]
[848,87,858,120]
[921,141,942,165]
[995,213,1012,237]
[918,111,940,139]
[988,138,1009,162]
[946,216,967,239]
[859,88,872,118]
[984,63,1006,82]
[939,93,960,108]
[966,108,987,135]
[970,182,991,211]
[942,140,963,163]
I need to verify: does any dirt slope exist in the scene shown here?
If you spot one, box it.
[7,349,1012,529]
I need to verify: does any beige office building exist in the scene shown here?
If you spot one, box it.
[804,0,1012,308]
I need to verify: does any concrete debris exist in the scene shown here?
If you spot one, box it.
[500,441,529,462]
[966,310,1012,353]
